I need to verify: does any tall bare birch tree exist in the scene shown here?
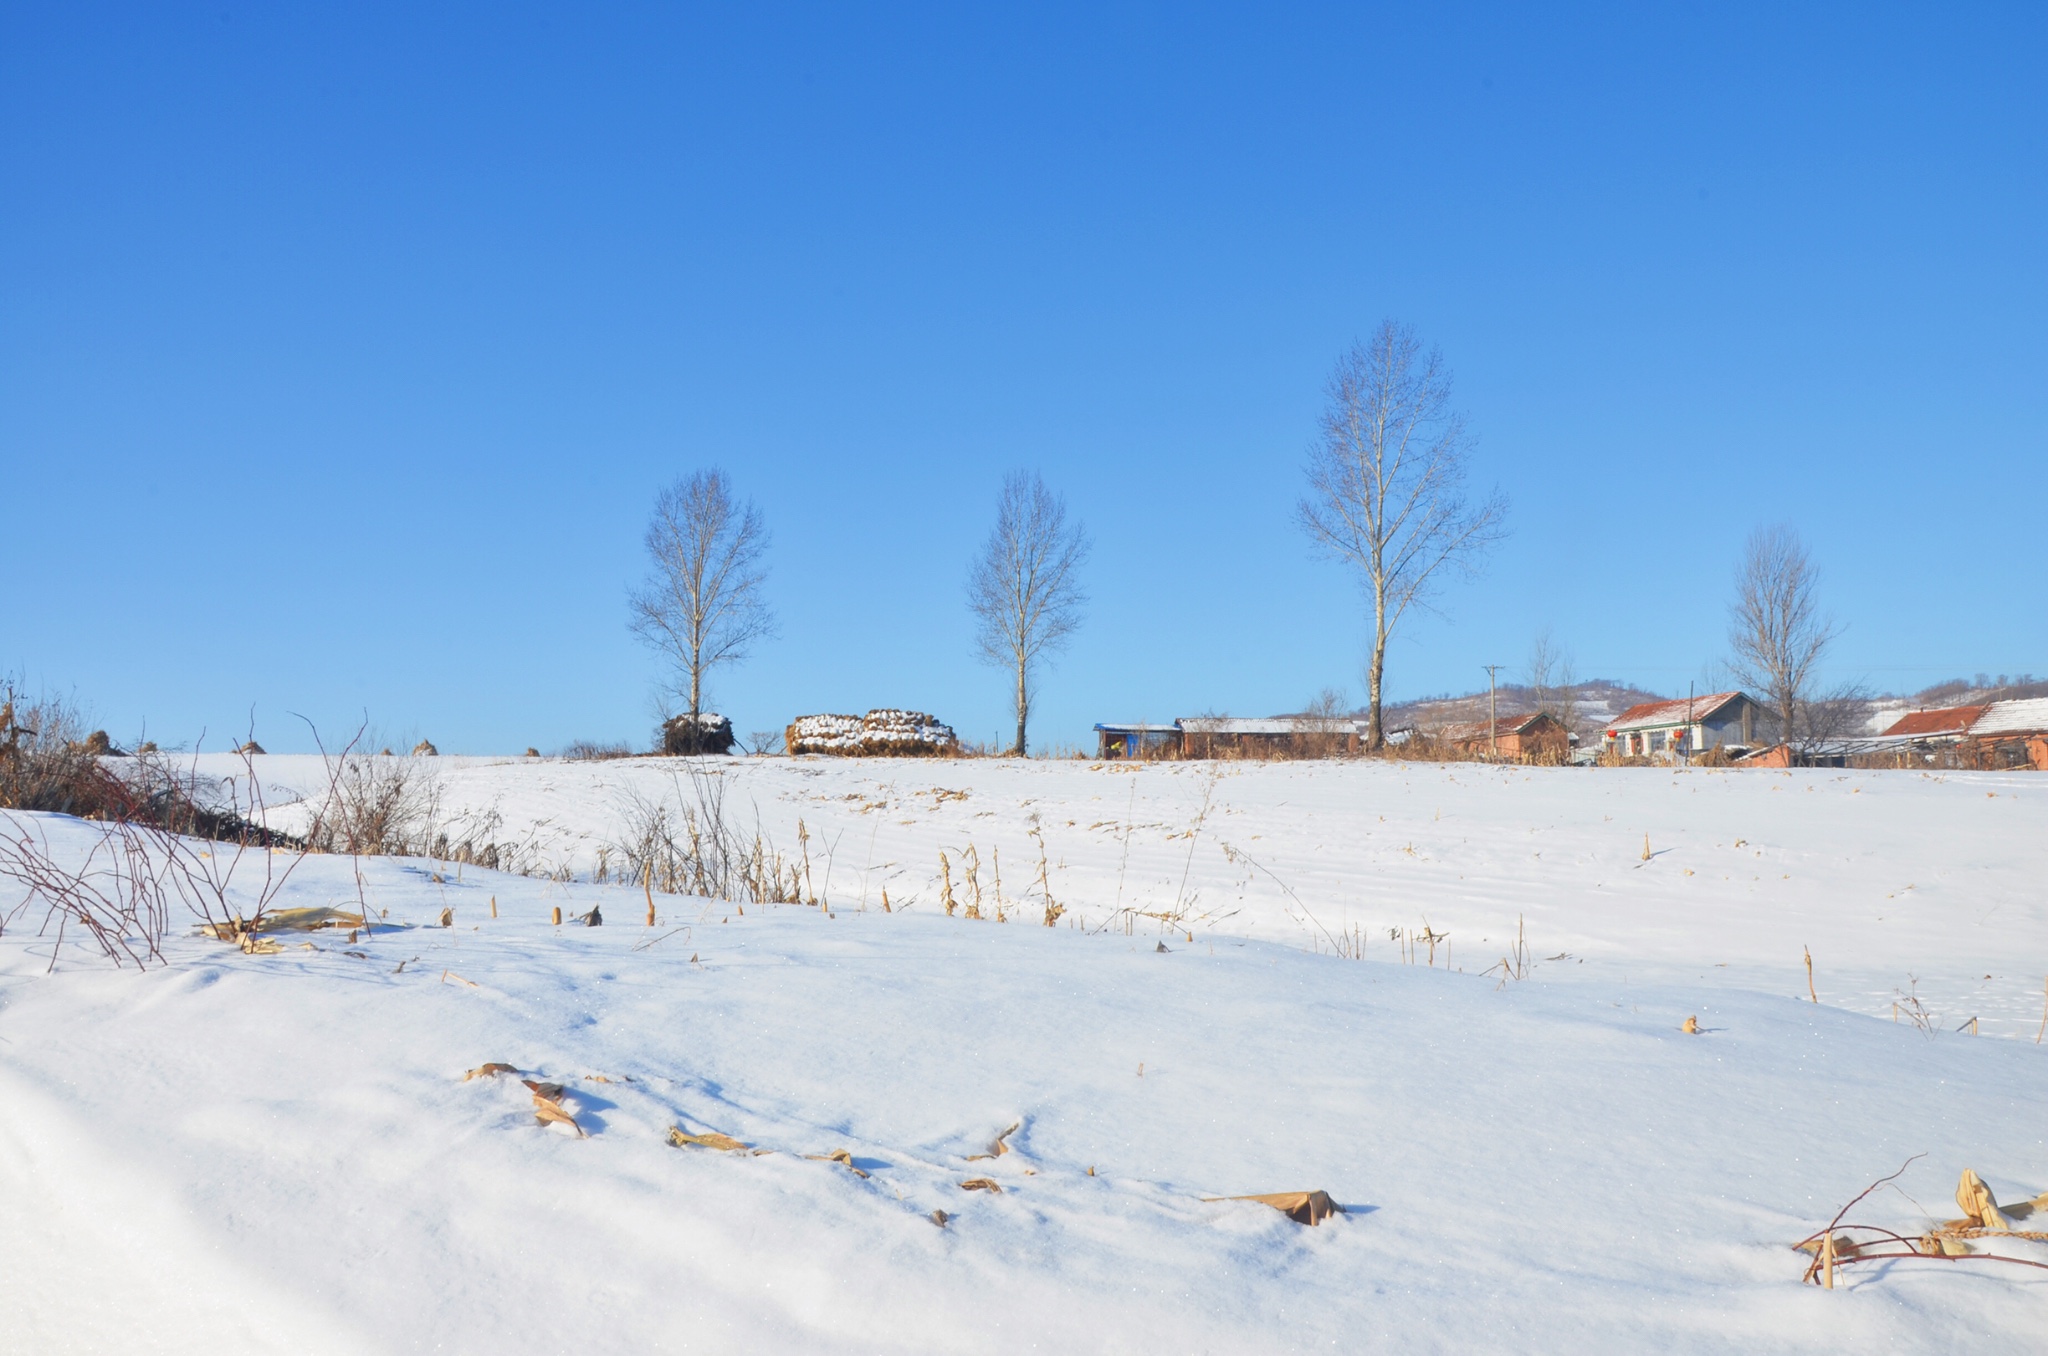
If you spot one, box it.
[968,472,1089,757]
[1727,525,1836,744]
[1298,321,1508,749]
[630,470,774,745]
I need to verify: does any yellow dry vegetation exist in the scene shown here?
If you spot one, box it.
[667,1126,751,1152]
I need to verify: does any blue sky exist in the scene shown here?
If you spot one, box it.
[3,3,2042,753]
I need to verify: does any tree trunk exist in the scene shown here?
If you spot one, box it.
[1363,578,1390,751]
[1014,660,1029,757]
[1366,633,1388,752]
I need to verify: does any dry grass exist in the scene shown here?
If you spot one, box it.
[563,739,637,761]
[608,763,808,907]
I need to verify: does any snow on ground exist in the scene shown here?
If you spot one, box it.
[4,757,2047,1352]
[217,753,2048,1036]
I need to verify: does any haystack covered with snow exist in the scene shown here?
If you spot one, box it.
[662,711,735,756]
[787,709,957,756]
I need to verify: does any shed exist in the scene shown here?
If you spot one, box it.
[1094,723,1181,760]
[1178,717,1362,760]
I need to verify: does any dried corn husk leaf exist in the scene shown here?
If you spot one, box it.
[667,1126,751,1152]
[805,1149,870,1178]
[464,1063,519,1080]
[930,1209,949,1227]
[522,1079,568,1103]
[1795,1232,1862,1259]
[2005,1191,2048,1222]
[966,1120,1020,1162]
[958,1178,1002,1193]
[238,934,284,955]
[1681,1016,1700,1034]
[1958,1169,2011,1232]
[1204,1190,1341,1226]
[251,907,366,933]
[533,1095,586,1137]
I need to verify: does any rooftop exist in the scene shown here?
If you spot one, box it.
[1440,711,1555,742]
[1880,704,1989,738]
[1606,691,1747,734]
[1973,698,2048,737]
[1180,717,1360,736]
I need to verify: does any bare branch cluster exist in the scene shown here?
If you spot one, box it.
[303,750,444,857]
[0,814,169,969]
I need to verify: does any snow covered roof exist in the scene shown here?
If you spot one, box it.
[1093,723,1179,734]
[1880,705,1988,738]
[1180,717,1360,736]
[1972,698,2048,737]
[1605,691,1747,734]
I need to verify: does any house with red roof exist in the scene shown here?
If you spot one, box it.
[1601,691,1774,759]
[1879,699,2048,769]
[1440,711,1571,760]
[1877,705,1988,742]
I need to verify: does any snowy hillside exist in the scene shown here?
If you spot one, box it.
[4,757,2047,1352]
[1383,678,1664,733]
[200,752,2048,1035]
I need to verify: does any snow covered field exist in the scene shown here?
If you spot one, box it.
[4,756,2046,1351]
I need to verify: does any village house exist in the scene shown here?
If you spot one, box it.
[1882,699,2048,770]
[1877,705,1987,743]
[1439,711,1572,761]
[1601,691,1773,759]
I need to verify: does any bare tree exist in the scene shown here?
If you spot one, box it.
[1292,686,1354,759]
[1526,628,1580,728]
[968,472,1089,757]
[629,471,774,747]
[1298,321,1508,749]
[1727,525,1837,745]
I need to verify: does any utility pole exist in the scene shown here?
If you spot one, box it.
[1483,664,1502,757]
[1684,681,1695,766]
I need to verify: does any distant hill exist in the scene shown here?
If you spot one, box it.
[1907,674,2048,706]
[1263,680,1667,739]
[1379,680,1665,738]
